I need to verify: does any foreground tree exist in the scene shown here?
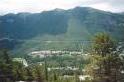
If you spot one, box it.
[34,65,44,82]
[85,33,124,82]
[0,49,14,82]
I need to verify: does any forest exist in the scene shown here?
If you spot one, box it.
[0,33,124,82]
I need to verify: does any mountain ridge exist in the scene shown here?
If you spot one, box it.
[0,6,124,54]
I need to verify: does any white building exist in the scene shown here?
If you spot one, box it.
[28,50,84,58]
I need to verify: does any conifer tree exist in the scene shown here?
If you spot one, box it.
[85,33,124,82]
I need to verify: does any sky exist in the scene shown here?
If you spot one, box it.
[0,0,124,15]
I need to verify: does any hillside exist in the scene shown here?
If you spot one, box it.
[0,7,124,54]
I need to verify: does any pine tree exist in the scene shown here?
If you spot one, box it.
[1,50,14,82]
[34,65,44,82]
[85,33,124,82]
[26,67,34,82]
[53,71,57,81]
[44,60,48,81]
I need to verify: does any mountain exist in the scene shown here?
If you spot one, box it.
[0,7,124,54]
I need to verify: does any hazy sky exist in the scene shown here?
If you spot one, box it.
[0,0,124,14]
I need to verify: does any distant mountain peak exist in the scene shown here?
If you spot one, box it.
[54,8,65,12]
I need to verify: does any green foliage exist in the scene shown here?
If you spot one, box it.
[44,60,48,81]
[0,49,14,81]
[85,33,124,82]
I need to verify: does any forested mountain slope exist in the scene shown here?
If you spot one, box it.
[0,7,124,54]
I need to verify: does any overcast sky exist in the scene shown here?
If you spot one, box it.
[0,0,124,15]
